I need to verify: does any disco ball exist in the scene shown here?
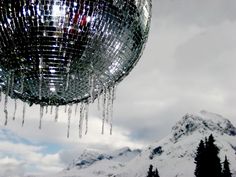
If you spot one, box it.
[0,0,152,106]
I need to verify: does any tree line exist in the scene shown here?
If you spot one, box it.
[146,134,232,177]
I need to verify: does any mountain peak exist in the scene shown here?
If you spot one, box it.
[171,111,236,142]
[66,147,141,171]
[40,110,236,177]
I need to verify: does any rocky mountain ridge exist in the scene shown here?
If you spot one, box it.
[41,110,236,177]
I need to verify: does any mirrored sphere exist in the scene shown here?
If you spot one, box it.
[0,0,152,106]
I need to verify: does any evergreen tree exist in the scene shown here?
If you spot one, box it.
[194,135,222,177]
[194,140,206,177]
[147,165,160,177]
[222,156,232,177]
[147,164,154,177]
[154,168,160,177]
[205,134,222,177]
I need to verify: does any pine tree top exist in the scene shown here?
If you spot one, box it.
[222,156,232,177]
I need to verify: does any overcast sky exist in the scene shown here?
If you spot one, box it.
[1,0,236,176]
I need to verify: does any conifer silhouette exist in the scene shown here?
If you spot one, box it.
[222,156,232,177]
[147,165,154,177]
[154,168,160,177]
[205,134,222,177]
[147,165,160,177]
[194,140,206,177]
[194,134,222,177]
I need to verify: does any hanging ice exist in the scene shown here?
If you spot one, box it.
[106,88,110,123]
[109,86,116,135]
[97,93,100,111]
[39,105,44,129]
[75,103,78,116]
[85,103,89,135]
[22,102,26,127]
[67,104,72,138]
[101,87,107,134]
[50,106,53,114]
[64,105,67,113]
[79,102,85,138]
[4,74,11,126]
[55,106,59,122]
[45,105,48,114]
[0,81,117,137]
[4,95,8,126]
[13,99,17,120]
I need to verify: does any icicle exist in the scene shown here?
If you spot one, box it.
[39,57,43,100]
[112,85,117,101]
[97,93,100,111]
[89,74,95,103]
[4,95,8,126]
[85,103,89,135]
[50,106,53,114]
[13,99,17,120]
[106,87,112,134]
[101,88,107,134]
[109,86,116,135]
[4,74,11,126]
[97,86,102,111]
[79,102,85,138]
[39,105,44,129]
[45,105,48,114]
[75,103,78,115]
[108,87,115,123]
[105,88,110,123]
[67,104,72,138]
[64,105,67,113]
[22,102,26,127]
[55,106,59,122]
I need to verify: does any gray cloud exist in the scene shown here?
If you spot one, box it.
[155,0,236,26]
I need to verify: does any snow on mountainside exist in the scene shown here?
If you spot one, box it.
[41,110,236,177]
[65,147,141,171]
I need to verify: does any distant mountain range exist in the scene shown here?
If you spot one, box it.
[41,110,236,177]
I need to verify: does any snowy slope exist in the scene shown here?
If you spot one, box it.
[41,110,236,177]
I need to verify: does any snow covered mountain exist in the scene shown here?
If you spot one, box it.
[42,110,236,177]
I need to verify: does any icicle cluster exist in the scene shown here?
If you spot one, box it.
[1,71,117,138]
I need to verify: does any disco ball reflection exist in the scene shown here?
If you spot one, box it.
[0,0,152,106]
